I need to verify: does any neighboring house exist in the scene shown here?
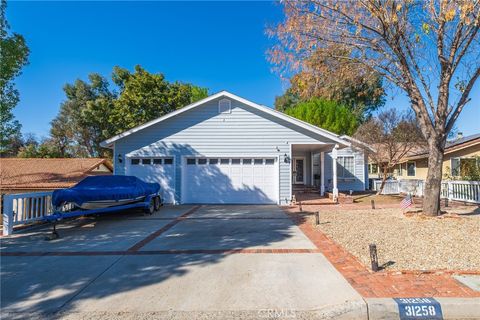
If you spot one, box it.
[101,91,367,205]
[368,133,480,180]
[0,158,113,194]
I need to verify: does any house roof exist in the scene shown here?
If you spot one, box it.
[100,91,350,148]
[367,143,426,163]
[404,133,480,161]
[0,158,112,190]
[446,133,480,148]
[339,135,375,152]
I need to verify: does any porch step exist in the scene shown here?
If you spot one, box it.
[292,185,320,193]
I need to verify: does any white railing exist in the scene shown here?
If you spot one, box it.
[441,180,480,204]
[373,180,400,194]
[398,179,424,197]
[2,191,54,235]
[373,179,480,204]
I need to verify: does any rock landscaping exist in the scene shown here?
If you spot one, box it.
[295,203,480,271]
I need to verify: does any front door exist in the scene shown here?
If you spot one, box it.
[293,157,305,184]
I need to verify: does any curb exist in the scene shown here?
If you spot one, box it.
[311,299,368,319]
[366,297,480,320]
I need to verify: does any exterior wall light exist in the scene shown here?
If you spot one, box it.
[284,153,291,163]
[117,153,123,163]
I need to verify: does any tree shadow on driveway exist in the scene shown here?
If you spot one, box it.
[1,205,311,319]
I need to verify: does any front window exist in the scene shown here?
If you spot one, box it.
[407,162,416,176]
[337,156,355,178]
[368,163,378,174]
[451,157,479,177]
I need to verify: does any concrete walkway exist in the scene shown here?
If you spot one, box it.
[1,205,366,319]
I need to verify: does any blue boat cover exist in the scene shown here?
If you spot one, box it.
[52,175,160,207]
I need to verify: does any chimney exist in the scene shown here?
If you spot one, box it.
[457,132,463,139]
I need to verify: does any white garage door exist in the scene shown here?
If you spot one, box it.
[126,157,176,204]
[182,157,278,204]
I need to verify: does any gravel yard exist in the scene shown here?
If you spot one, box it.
[298,205,480,271]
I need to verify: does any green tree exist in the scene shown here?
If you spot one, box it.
[16,134,65,158]
[284,98,359,135]
[273,47,385,120]
[17,139,64,158]
[274,88,300,112]
[288,47,385,119]
[49,66,208,158]
[110,65,208,134]
[50,74,115,158]
[0,0,29,156]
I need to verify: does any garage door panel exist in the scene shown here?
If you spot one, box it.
[183,157,278,204]
[126,157,176,204]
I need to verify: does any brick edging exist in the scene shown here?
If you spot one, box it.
[282,207,480,298]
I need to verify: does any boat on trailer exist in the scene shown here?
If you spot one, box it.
[45,175,162,239]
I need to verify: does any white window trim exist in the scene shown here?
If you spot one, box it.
[450,157,479,176]
[407,161,416,177]
[218,98,232,114]
[337,155,355,180]
[450,157,460,176]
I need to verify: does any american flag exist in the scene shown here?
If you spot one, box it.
[400,195,413,209]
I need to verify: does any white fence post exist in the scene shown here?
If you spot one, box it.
[447,181,453,200]
[2,191,55,235]
[3,194,14,236]
[477,182,480,203]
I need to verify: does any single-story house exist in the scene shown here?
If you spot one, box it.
[0,158,113,194]
[101,91,368,205]
[368,132,480,180]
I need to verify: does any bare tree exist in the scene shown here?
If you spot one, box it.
[353,109,425,194]
[269,0,480,215]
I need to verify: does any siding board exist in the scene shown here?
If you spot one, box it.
[114,97,365,204]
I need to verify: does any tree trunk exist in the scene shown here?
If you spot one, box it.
[376,165,389,195]
[423,140,445,216]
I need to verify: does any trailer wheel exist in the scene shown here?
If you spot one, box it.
[154,196,161,211]
[144,198,155,215]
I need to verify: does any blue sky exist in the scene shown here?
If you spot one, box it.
[8,1,480,138]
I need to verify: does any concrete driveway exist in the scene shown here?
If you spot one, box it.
[1,205,366,319]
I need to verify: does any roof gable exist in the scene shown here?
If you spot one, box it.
[100,91,349,148]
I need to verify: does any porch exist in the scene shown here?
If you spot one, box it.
[290,143,340,203]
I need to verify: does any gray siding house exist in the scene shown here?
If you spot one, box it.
[101,91,367,205]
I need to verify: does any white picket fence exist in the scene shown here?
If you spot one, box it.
[2,191,55,235]
[373,179,480,204]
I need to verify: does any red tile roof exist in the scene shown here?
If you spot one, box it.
[0,158,112,191]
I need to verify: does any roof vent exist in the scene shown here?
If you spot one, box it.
[218,99,231,114]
